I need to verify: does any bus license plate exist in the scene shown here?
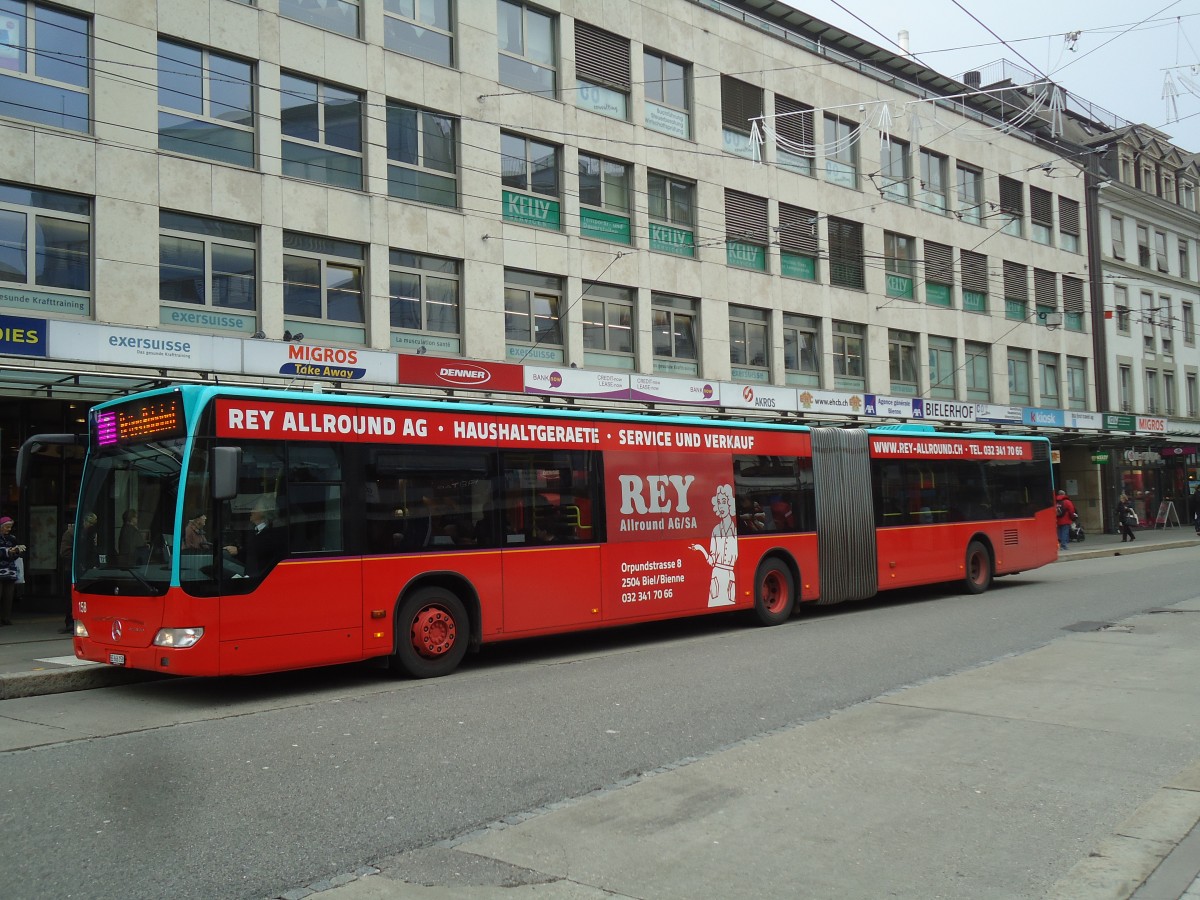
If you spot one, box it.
[109,653,126,666]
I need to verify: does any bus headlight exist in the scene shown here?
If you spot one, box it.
[152,627,205,648]
[74,621,88,638]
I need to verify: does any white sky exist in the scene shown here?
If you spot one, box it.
[793,1,1200,151]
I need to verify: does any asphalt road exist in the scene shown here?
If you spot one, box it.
[1,548,1196,900]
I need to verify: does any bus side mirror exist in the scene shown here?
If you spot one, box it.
[212,447,241,500]
[16,434,83,487]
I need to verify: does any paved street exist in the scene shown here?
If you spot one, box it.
[1,527,1199,899]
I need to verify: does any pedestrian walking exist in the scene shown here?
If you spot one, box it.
[0,515,27,626]
[1116,493,1138,543]
[1191,485,1200,535]
[1054,490,1077,551]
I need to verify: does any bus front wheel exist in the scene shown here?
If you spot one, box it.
[963,541,992,595]
[394,587,469,678]
[753,559,796,625]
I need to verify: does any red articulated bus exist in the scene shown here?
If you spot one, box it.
[21,385,1056,679]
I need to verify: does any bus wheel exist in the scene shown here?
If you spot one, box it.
[753,559,796,626]
[395,587,469,678]
[963,541,992,595]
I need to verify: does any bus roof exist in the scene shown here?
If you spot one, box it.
[97,383,1049,444]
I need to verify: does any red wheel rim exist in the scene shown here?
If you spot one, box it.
[760,571,787,615]
[410,603,457,659]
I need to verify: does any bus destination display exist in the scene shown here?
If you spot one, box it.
[94,394,186,447]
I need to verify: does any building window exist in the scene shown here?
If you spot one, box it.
[965,341,990,402]
[1154,231,1170,273]
[643,49,689,139]
[918,149,948,214]
[1034,268,1057,324]
[282,232,365,341]
[647,170,695,257]
[0,180,90,308]
[1187,373,1198,417]
[157,39,254,168]
[1067,357,1087,410]
[884,232,914,299]
[880,138,909,203]
[159,211,256,332]
[1183,301,1195,346]
[778,204,818,281]
[783,313,819,386]
[383,0,453,67]
[729,305,769,379]
[961,249,988,313]
[574,21,629,120]
[1164,371,1176,415]
[828,217,864,289]
[831,320,865,390]
[582,282,634,368]
[651,292,698,375]
[956,163,983,224]
[1059,197,1080,252]
[504,268,562,362]
[578,152,631,244]
[279,0,359,38]
[500,132,561,230]
[1114,284,1130,333]
[1142,290,1156,353]
[1161,294,1174,356]
[1003,260,1028,321]
[496,0,556,97]
[1146,369,1160,414]
[280,74,363,190]
[928,335,955,399]
[0,1,89,132]
[1062,276,1085,332]
[1110,214,1125,259]
[388,250,460,354]
[774,94,814,177]
[888,329,918,395]
[1180,240,1190,280]
[923,241,953,306]
[386,101,457,208]
[1029,186,1053,246]
[725,190,768,272]
[1118,365,1132,412]
[824,114,858,189]
[1007,349,1031,405]
[1182,181,1196,212]
[998,176,1024,237]
[721,75,762,159]
[1038,352,1060,407]
[1137,224,1150,267]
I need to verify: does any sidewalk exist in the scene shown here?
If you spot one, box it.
[4,528,1200,900]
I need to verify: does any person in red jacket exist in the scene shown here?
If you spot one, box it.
[1055,489,1077,551]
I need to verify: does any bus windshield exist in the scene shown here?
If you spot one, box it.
[74,437,184,595]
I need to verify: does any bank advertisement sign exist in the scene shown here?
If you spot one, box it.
[524,366,629,399]
[630,374,718,406]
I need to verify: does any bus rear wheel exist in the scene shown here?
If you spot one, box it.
[394,587,469,678]
[963,541,992,595]
[753,559,796,626]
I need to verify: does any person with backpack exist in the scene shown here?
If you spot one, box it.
[1055,489,1077,551]
[1116,493,1137,543]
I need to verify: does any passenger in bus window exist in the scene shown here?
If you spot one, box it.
[117,509,150,567]
[184,512,211,551]
[223,501,285,576]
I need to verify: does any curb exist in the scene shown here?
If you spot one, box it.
[1060,540,1198,562]
[0,664,164,700]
